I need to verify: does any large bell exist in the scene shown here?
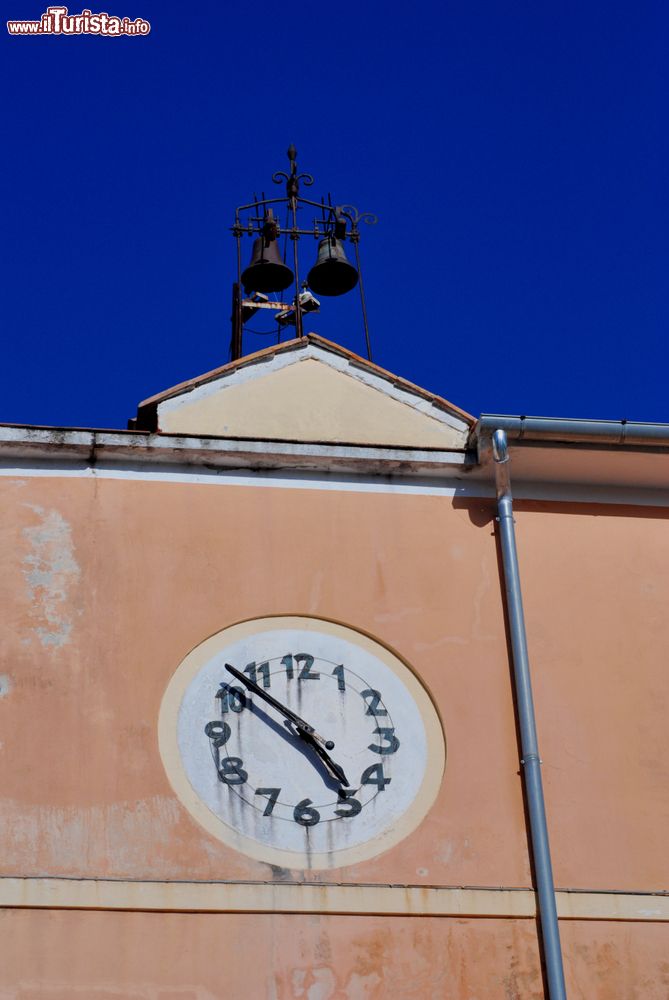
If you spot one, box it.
[307,237,359,296]
[241,237,294,294]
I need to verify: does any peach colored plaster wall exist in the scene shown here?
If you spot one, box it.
[0,909,544,999]
[0,476,523,888]
[1,479,668,896]
[3,477,669,998]
[1,910,668,1000]
[512,501,669,893]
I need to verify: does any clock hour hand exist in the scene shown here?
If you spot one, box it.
[294,727,350,787]
[224,663,335,751]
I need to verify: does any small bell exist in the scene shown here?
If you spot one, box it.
[241,237,294,294]
[307,237,359,297]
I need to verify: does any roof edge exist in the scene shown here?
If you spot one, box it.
[134,334,475,431]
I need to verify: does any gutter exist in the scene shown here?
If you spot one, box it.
[476,415,669,450]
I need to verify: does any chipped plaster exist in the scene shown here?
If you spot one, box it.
[21,505,80,648]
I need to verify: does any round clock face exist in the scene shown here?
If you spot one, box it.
[159,617,445,869]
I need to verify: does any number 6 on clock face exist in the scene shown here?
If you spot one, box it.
[159,616,446,870]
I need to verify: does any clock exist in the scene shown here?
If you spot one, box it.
[159,616,446,869]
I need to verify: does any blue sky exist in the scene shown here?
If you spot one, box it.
[2,1,667,428]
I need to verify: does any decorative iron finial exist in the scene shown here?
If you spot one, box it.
[273,145,313,201]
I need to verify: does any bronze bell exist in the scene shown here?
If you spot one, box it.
[241,237,294,294]
[307,237,359,296]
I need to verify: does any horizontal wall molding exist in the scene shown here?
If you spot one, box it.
[2,425,669,505]
[2,460,669,507]
[0,460,480,497]
[0,425,470,478]
[1,878,668,922]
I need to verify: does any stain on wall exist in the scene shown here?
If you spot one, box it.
[21,505,80,648]
[0,796,184,877]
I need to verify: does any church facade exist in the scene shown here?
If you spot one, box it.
[1,334,667,998]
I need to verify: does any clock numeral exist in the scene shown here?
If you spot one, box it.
[332,664,346,691]
[281,654,294,679]
[361,762,391,791]
[244,661,270,689]
[295,653,319,680]
[204,720,231,747]
[217,683,247,714]
[218,756,248,785]
[368,727,400,755]
[293,798,320,827]
[334,788,362,818]
[255,787,281,816]
[360,689,388,717]
[283,653,320,680]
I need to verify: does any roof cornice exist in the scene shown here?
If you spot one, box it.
[0,425,470,477]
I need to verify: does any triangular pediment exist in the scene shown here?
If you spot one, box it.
[135,335,473,450]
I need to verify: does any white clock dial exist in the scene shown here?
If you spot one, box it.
[159,617,446,869]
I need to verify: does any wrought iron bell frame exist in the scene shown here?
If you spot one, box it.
[231,144,376,361]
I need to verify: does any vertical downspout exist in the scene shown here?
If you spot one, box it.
[492,429,567,1000]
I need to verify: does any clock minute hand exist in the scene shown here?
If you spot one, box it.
[224,663,334,750]
[225,664,350,789]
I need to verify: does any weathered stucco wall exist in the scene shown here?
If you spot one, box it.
[0,475,526,886]
[1,473,668,996]
[0,911,545,999]
[1,910,668,999]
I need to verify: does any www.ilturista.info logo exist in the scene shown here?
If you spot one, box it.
[7,6,150,35]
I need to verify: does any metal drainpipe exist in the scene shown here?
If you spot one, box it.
[492,429,567,1000]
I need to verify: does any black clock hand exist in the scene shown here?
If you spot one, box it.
[224,663,335,750]
[225,663,349,785]
[294,727,350,787]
